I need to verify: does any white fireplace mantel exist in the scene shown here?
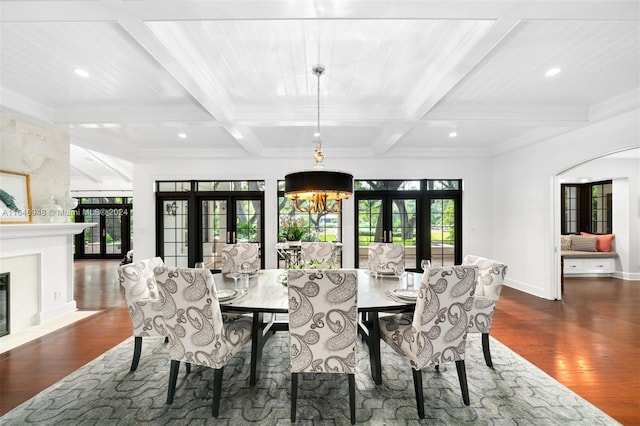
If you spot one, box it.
[0,222,95,333]
[0,223,93,240]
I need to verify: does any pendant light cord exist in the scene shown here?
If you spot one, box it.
[317,68,320,136]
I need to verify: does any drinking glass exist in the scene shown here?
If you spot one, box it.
[194,262,205,269]
[406,273,415,290]
[238,273,249,294]
[421,259,431,272]
[229,265,241,290]
[368,259,377,278]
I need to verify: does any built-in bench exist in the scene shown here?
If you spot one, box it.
[561,250,617,275]
[560,250,617,291]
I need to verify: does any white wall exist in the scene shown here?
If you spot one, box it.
[494,108,640,299]
[0,109,72,222]
[133,156,494,269]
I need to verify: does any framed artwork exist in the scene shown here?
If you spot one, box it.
[0,170,33,223]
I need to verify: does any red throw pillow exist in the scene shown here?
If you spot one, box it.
[580,232,615,252]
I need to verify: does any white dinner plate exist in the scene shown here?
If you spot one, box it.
[393,288,418,300]
[377,269,395,276]
[225,270,257,279]
[216,289,237,301]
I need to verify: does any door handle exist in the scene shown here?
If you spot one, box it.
[232,231,236,243]
[102,229,106,237]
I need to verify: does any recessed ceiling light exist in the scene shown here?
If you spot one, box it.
[449,132,457,138]
[73,68,90,78]
[545,67,561,77]
[178,133,187,139]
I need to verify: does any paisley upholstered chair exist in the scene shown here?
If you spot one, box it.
[155,266,253,417]
[287,269,358,424]
[367,242,404,272]
[220,242,260,273]
[462,255,508,367]
[300,241,337,265]
[378,265,478,418]
[117,256,166,371]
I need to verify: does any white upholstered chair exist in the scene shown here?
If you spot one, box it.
[117,256,166,371]
[367,242,404,272]
[300,241,337,265]
[287,269,358,424]
[155,266,253,417]
[220,242,260,273]
[462,254,508,367]
[378,265,478,418]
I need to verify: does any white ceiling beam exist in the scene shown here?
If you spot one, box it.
[116,19,231,122]
[2,1,638,22]
[1,89,55,124]
[370,123,415,155]
[54,104,215,125]
[424,102,590,123]
[407,17,522,120]
[223,125,264,155]
[115,18,268,154]
[84,150,132,183]
[70,164,102,184]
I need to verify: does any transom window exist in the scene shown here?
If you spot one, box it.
[561,180,612,234]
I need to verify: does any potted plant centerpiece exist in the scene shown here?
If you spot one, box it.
[279,216,307,246]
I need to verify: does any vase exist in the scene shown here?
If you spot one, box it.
[41,193,62,223]
[286,240,302,247]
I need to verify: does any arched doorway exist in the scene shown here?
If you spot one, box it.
[552,147,639,298]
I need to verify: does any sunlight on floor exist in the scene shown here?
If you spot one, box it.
[0,311,100,353]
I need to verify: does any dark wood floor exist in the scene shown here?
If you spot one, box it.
[1,260,638,424]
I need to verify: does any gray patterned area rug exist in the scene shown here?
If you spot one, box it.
[2,333,618,425]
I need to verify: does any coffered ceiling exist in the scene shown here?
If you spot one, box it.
[1,1,638,187]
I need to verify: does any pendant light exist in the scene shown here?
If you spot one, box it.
[284,65,353,213]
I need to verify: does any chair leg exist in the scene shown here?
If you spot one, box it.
[291,373,298,422]
[348,374,356,425]
[167,360,180,404]
[455,360,470,406]
[212,368,224,417]
[482,333,493,368]
[130,336,142,371]
[411,368,425,419]
[186,362,191,374]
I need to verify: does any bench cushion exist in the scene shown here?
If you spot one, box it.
[561,250,617,259]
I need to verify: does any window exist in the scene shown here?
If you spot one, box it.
[561,180,612,235]
[355,179,462,270]
[277,181,342,243]
[277,181,343,267]
[74,196,133,259]
[157,180,264,268]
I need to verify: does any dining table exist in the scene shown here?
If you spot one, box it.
[214,268,420,385]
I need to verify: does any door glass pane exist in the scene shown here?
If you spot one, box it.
[83,209,100,254]
[236,199,261,243]
[391,199,417,269]
[163,200,188,267]
[104,210,123,255]
[430,199,456,267]
[357,199,382,267]
[202,200,227,270]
